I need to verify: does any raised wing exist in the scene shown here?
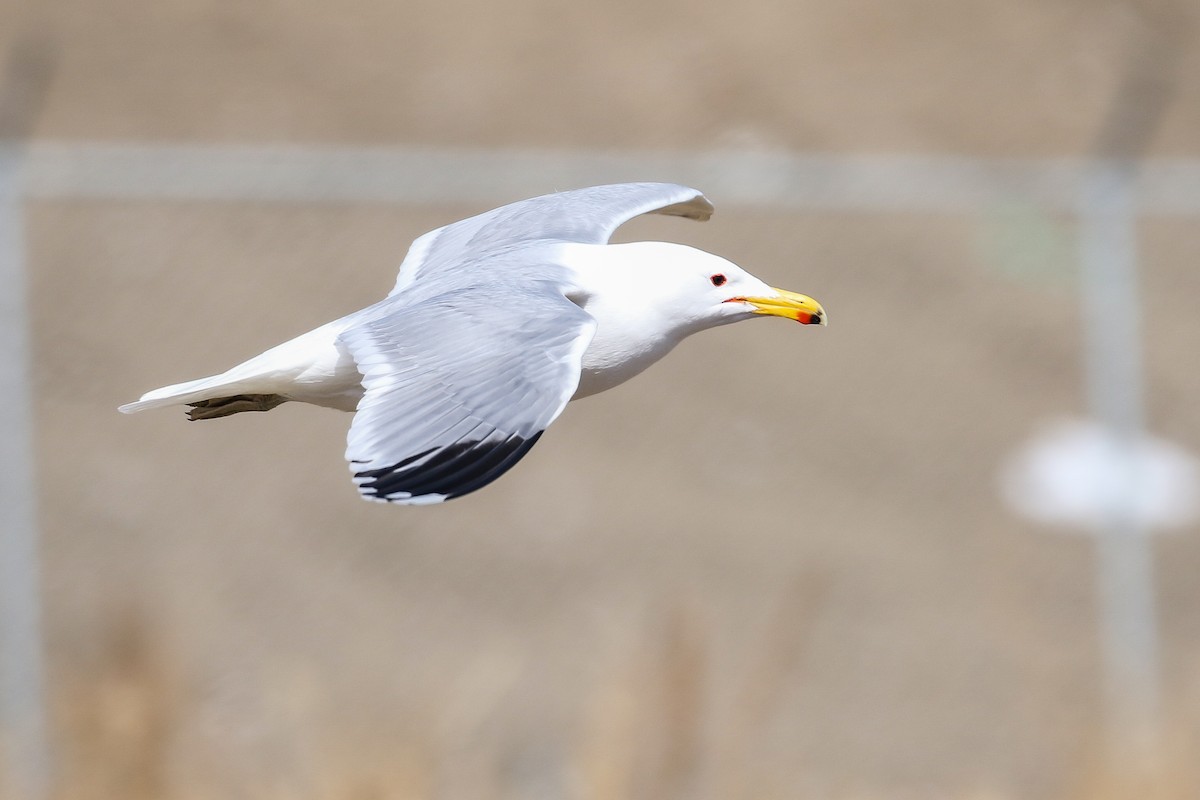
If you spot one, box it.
[389,182,712,297]
[341,282,596,504]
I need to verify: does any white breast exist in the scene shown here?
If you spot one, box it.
[564,243,691,399]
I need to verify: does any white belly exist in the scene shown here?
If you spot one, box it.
[573,324,682,399]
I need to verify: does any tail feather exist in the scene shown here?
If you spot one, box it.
[119,319,354,416]
[118,372,273,414]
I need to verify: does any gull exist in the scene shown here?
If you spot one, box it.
[120,183,826,504]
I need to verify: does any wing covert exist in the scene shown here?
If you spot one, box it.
[341,282,596,504]
[390,182,712,297]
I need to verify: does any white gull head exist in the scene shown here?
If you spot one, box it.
[562,240,826,398]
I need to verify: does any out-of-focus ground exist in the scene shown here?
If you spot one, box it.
[3,1,1200,798]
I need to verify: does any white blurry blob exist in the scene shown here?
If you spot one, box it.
[1001,419,1200,533]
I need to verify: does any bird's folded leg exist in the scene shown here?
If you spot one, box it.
[186,394,288,421]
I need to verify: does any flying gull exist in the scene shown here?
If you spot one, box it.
[120,183,826,504]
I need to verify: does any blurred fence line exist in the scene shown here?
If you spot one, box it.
[13,141,1200,214]
[0,146,49,800]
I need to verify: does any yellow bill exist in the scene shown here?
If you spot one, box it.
[735,288,827,326]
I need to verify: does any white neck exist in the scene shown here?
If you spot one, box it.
[560,241,713,399]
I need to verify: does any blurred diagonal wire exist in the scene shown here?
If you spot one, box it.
[0,32,57,800]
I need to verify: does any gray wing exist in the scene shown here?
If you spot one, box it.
[340,282,596,505]
[389,182,713,296]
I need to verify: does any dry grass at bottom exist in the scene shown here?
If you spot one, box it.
[28,602,1200,800]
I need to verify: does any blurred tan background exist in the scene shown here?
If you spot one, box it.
[3,0,1200,798]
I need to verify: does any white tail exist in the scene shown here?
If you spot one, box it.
[117,371,277,414]
[118,320,358,416]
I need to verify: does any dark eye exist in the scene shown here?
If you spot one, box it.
[710,273,727,287]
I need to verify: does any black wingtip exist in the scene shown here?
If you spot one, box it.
[354,432,544,504]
